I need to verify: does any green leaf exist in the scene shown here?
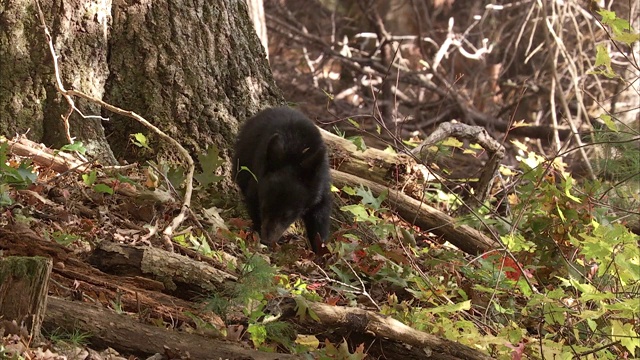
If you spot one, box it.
[543,303,566,325]
[399,227,417,247]
[166,166,186,189]
[328,263,354,283]
[441,137,463,148]
[604,299,640,318]
[52,232,80,246]
[356,186,387,209]
[492,301,515,315]
[347,118,360,129]
[294,297,320,322]
[561,176,581,203]
[15,162,37,184]
[569,278,597,295]
[130,133,151,149]
[501,233,535,252]
[0,148,37,188]
[599,114,618,132]
[347,135,367,151]
[341,185,357,196]
[116,173,137,185]
[593,45,616,78]
[597,9,632,35]
[340,204,378,223]
[173,234,188,246]
[611,319,640,354]
[424,300,472,314]
[195,145,225,187]
[236,165,258,185]
[247,323,267,347]
[94,183,114,194]
[613,31,640,44]
[0,185,13,206]
[187,234,213,255]
[82,170,97,186]
[60,141,87,154]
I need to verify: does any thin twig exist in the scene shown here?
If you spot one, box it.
[312,262,380,311]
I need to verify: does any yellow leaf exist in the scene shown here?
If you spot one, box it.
[295,334,320,349]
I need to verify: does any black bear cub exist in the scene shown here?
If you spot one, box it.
[232,107,332,253]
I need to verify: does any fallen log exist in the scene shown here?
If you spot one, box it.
[332,169,498,255]
[323,130,499,255]
[88,242,237,300]
[43,296,302,360]
[276,297,496,360]
[0,223,223,331]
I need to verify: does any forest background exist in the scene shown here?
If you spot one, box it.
[0,0,638,359]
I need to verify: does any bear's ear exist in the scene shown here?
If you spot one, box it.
[266,133,285,167]
[300,144,325,170]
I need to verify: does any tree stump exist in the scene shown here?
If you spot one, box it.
[0,256,52,341]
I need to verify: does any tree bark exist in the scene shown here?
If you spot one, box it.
[104,0,283,177]
[0,256,52,342]
[43,296,302,360]
[277,297,495,360]
[0,0,283,180]
[246,0,268,60]
[323,129,417,187]
[0,0,115,163]
[88,242,237,300]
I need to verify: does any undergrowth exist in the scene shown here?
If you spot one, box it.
[191,128,637,358]
[1,103,637,360]
[1,9,638,360]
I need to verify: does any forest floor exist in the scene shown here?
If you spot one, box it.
[7,2,623,360]
[0,12,398,360]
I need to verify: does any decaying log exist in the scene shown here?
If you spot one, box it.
[412,122,505,208]
[0,223,222,330]
[323,128,500,254]
[88,242,237,300]
[43,296,301,360]
[322,129,419,187]
[275,297,495,360]
[332,169,498,255]
[0,256,52,341]
[1,136,89,173]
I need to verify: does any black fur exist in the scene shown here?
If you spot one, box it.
[232,107,332,253]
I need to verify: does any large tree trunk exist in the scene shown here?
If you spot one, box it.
[0,0,116,163]
[246,0,268,60]
[104,0,282,172]
[0,0,282,179]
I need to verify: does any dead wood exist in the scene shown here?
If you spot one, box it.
[322,129,417,187]
[276,297,495,360]
[323,127,499,254]
[412,122,505,209]
[331,169,498,255]
[1,136,89,174]
[0,256,52,341]
[464,106,575,140]
[43,296,302,360]
[0,223,221,330]
[88,242,237,300]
